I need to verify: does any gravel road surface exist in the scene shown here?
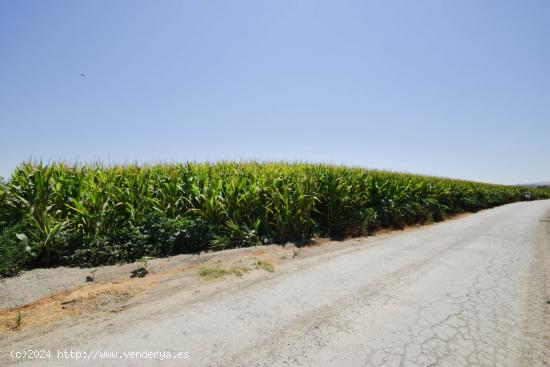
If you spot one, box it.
[3,200,549,366]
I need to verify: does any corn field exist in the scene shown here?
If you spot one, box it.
[1,161,549,276]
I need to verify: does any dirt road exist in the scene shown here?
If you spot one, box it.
[2,200,549,366]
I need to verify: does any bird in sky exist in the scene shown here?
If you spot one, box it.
[80,73,86,77]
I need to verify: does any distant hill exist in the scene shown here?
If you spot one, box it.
[517,182,550,188]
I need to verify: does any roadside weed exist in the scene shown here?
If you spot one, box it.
[254,260,275,273]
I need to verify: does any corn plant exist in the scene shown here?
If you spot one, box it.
[0,160,548,275]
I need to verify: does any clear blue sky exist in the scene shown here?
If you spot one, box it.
[1,0,549,184]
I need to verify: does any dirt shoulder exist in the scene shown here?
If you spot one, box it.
[0,236,366,334]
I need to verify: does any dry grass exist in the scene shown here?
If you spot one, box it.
[197,265,252,280]
[197,266,230,280]
[254,260,275,273]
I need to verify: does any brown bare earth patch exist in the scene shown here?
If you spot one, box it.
[0,281,144,334]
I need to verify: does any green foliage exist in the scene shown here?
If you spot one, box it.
[0,160,549,276]
[0,222,34,277]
